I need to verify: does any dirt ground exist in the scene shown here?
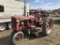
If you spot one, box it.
[0,17,60,45]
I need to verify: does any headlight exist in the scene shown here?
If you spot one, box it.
[16,20,19,22]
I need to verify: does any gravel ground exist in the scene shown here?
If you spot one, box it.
[0,17,60,45]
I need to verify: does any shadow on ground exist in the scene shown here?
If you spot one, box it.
[0,32,47,45]
[0,36,11,45]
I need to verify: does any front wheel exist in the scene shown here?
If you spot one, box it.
[11,31,24,44]
[42,17,53,35]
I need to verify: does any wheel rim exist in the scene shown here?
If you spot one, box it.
[46,23,50,30]
[0,24,6,31]
[15,34,22,41]
[46,23,51,34]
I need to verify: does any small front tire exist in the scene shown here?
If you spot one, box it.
[11,31,24,44]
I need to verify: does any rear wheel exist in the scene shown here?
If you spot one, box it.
[42,17,53,35]
[0,23,7,31]
[8,23,11,29]
[11,31,24,44]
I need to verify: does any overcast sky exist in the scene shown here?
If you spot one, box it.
[25,0,60,10]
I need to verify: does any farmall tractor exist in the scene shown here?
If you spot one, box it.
[10,10,53,44]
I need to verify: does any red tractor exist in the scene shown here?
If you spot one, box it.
[10,10,53,44]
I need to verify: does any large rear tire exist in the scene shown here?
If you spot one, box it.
[42,17,53,35]
[11,31,24,44]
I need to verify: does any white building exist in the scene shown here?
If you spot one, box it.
[0,0,30,16]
